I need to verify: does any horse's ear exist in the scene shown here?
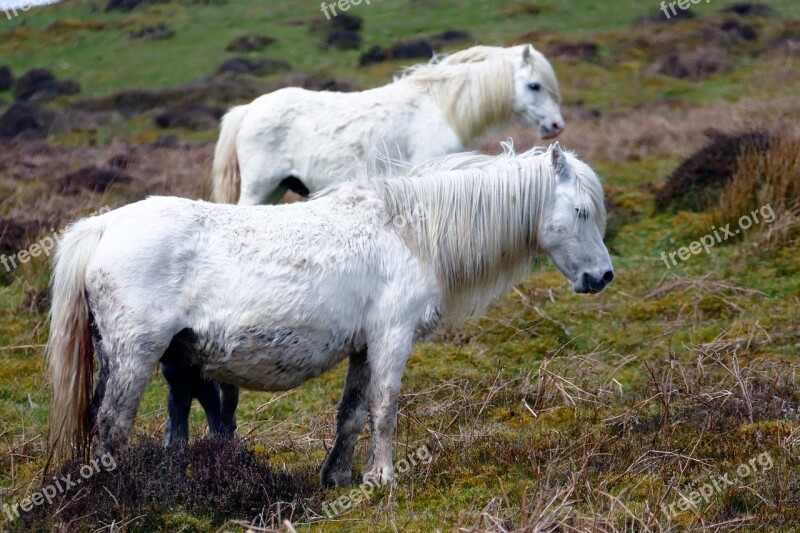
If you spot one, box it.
[522,44,534,65]
[549,142,570,179]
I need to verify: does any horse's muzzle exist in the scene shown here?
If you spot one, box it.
[574,270,614,294]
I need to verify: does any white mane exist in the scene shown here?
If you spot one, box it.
[399,46,561,145]
[370,145,605,323]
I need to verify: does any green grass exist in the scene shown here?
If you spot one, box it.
[1,0,798,98]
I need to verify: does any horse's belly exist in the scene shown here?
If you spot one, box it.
[199,326,364,391]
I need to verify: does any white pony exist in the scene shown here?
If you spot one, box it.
[210,44,564,205]
[47,143,612,488]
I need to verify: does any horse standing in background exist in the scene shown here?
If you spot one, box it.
[47,143,613,487]
[210,44,564,205]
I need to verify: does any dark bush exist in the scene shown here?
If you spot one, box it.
[0,101,55,139]
[155,104,223,130]
[324,29,361,50]
[388,39,435,60]
[226,34,277,52]
[310,12,362,33]
[648,48,732,81]
[655,130,771,212]
[130,23,175,40]
[721,2,776,17]
[105,0,161,11]
[430,29,474,48]
[764,31,800,56]
[719,18,758,42]
[20,436,319,531]
[359,38,435,66]
[13,69,80,101]
[0,218,40,257]
[57,166,133,194]
[633,8,695,26]
[360,45,388,66]
[215,57,290,77]
[545,42,599,61]
[0,65,14,92]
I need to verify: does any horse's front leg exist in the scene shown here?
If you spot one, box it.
[193,375,224,436]
[320,348,369,487]
[362,329,414,487]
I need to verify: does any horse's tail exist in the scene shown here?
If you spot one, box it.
[47,216,106,465]
[210,104,249,203]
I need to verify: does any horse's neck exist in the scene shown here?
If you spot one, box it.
[383,164,545,322]
[423,62,513,146]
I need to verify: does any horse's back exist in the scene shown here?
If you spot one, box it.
[84,193,388,305]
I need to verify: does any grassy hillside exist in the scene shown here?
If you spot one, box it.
[1,0,800,531]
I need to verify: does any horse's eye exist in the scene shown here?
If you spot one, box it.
[575,208,588,220]
[528,82,541,92]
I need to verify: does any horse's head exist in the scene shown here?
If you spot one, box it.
[539,143,613,294]
[512,45,564,139]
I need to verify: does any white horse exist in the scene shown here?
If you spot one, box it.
[210,44,564,205]
[47,143,612,487]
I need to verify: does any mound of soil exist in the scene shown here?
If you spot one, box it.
[107,153,132,170]
[360,45,388,66]
[155,104,223,130]
[0,101,55,139]
[309,13,362,33]
[12,68,81,101]
[764,30,800,56]
[721,2,776,17]
[718,18,758,42]
[0,218,41,256]
[634,8,695,26]
[226,34,276,52]
[0,66,13,92]
[215,57,291,77]
[57,166,134,194]
[648,47,732,81]
[360,39,435,66]
[324,29,361,49]
[430,29,474,48]
[390,39,435,60]
[105,0,164,11]
[545,42,599,61]
[130,23,175,40]
[311,13,363,50]
[655,130,771,212]
[276,72,357,93]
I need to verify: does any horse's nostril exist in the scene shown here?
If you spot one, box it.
[603,270,614,283]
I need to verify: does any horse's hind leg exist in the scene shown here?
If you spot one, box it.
[93,338,168,458]
[161,361,194,445]
[88,332,108,435]
[219,383,239,436]
[320,348,369,487]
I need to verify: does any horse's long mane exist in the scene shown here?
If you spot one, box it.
[371,144,605,323]
[399,46,561,144]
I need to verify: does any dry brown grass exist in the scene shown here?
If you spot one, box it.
[413,345,800,532]
[715,128,800,252]
[480,93,800,165]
